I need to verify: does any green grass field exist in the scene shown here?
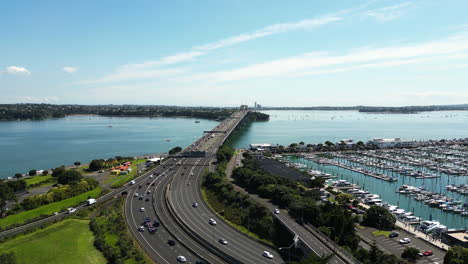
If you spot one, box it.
[24,175,56,188]
[0,187,102,229]
[0,219,105,264]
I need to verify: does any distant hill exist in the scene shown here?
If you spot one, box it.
[259,104,468,113]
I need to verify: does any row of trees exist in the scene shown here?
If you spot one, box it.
[19,169,98,210]
[88,156,135,171]
[0,180,27,217]
[233,155,408,263]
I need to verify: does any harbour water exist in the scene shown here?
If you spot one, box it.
[0,115,218,179]
[284,155,468,230]
[228,110,468,148]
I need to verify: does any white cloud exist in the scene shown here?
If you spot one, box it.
[180,31,468,83]
[81,68,187,84]
[0,96,59,104]
[5,66,31,76]
[63,66,79,73]
[364,2,413,22]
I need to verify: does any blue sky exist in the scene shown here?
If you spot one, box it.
[2,0,468,107]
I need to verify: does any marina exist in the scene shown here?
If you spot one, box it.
[278,143,468,230]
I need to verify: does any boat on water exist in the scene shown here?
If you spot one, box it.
[195,120,200,123]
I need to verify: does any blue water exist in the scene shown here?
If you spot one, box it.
[0,116,218,178]
[228,110,468,148]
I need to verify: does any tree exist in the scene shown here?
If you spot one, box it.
[444,246,468,264]
[362,205,396,230]
[42,170,49,175]
[74,161,81,167]
[14,173,22,179]
[401,247,420,262]
[0,252,16,264]
[52,166,66,177]
[168,146,182,155]
[57,170,83,185]
[336,193,354,204]
[89,159,105,171]
[28,169,37,176]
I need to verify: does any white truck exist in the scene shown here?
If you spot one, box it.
[86,198,96,206]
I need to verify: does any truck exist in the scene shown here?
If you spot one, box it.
[86,198,96,206]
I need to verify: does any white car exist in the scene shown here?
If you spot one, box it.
[130,180,136,185]
[209,218,217,226]
[149,174,153,178]
[140,207,145,212]
[177,256,186,263]
[138,226,145,232]
[133,193,139,197]
[67,207,77,214]
[399,238,411,244]
[262,251,274,259]
[219,238,228,245]
[274,209,280,214]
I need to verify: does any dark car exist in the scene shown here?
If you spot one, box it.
[121,191,128,195]
[151,183,155,186]
[389,232,400,238]
[148,227,157,234]
[138,185,142,189]
[168,240,176,246]
[145,197,150,202]
[153,220,160,227]
[146,182,150,185]
[138,196,143,200]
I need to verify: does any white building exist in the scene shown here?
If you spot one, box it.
[369,138,414,148]
[249,143,278,151]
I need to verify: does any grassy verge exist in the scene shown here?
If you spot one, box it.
[90,198,151,264]
[0,187,102,229]
[24,175,56,188]
[201,187,274,246]
[0,219,105,264]
[372,230,391,237]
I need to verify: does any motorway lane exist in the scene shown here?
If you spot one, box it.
[126,158,227,264]
[169,157,284,264]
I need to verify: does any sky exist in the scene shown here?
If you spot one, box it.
[2,0,468,107]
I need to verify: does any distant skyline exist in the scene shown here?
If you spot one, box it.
[2,0,468,106]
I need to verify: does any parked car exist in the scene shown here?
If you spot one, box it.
[389,232,400,238]
[399,238,411,244]
[422,250,433,256]
[262,251,274,259]
[177,256,186,263]
[209,219,217,226]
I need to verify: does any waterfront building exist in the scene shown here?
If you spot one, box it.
[441,230,468,248]
[369,138,415,148]
[249,143,278,151]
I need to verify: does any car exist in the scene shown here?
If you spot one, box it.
[145,197,150,202]
[133,192,139,197]
[209,219,217,226]
[355,209,365,214]
[153,220,160,227]
[168,239,176,246]
[177,256,186,263]
[121,191,128,195]
[140,207,145,212]
[148,227,157,234]
[130,180,136,185]
[262,251,274,259]
[218,238,228,245]
[389,232,400,238]
[67,207,77,214]
[274,209,280,214]
[147,190,151,194]
[192,202,198,208]
[399,238,411,244]
[146,182,150,185]
[149,175,153,178]
[138,184,142,189]
[151,183,155,186]
[138,196,143,200]
[422,250,433,256]
[138,226,145,232]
